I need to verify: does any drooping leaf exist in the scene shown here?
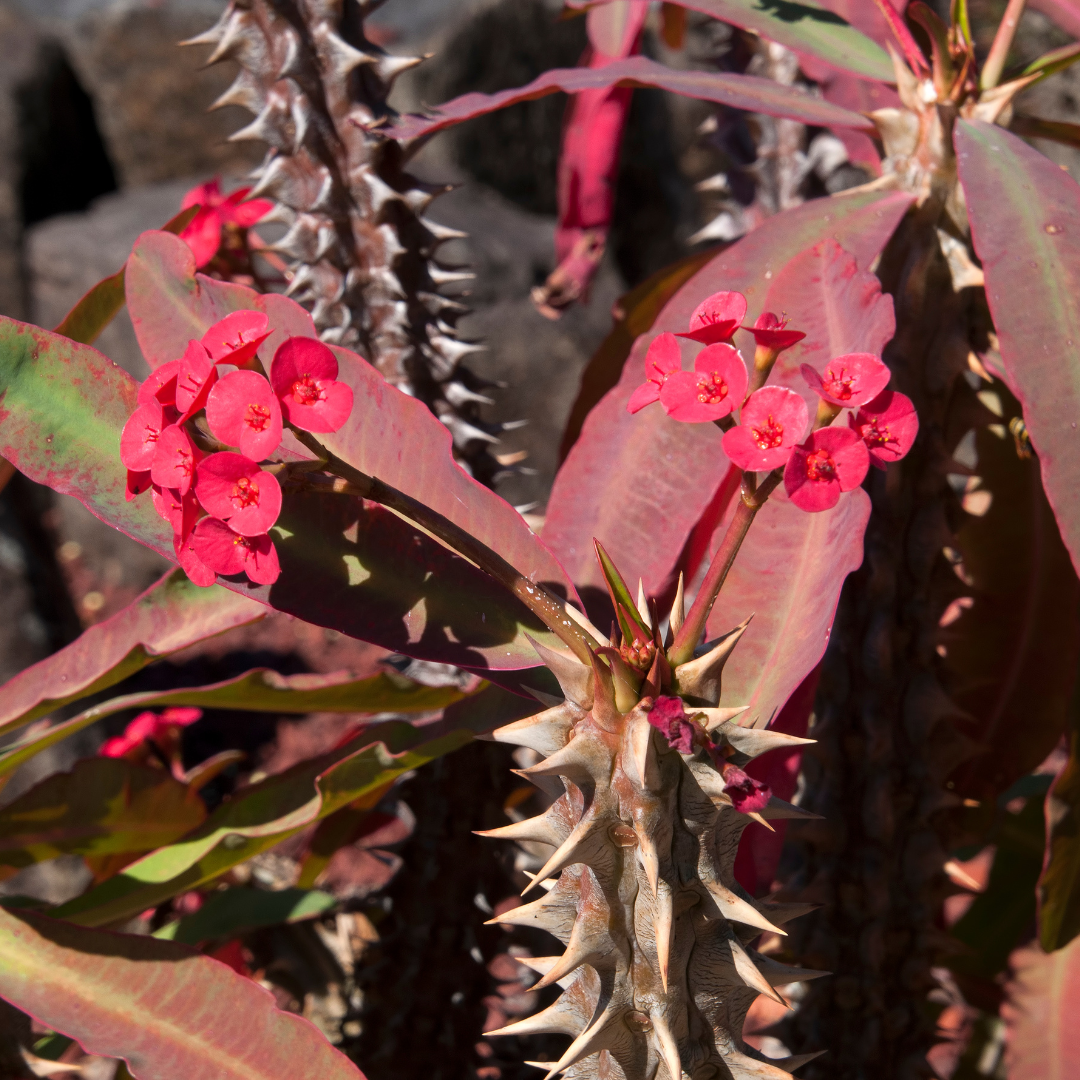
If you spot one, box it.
[0,315,564,669]
[1039,721,1080,951]
[126,231,579,604]
[956,118,1080,577]
[385,57,876,144]
[0,669,481,783]
[542,190,912,611]
[0,570,263,737]
[0,906,364,1080]
[53,206,198,346]
[154,887,336,945]
[0,759,204,871]
[1011,114,1080,150]
[1003,935,1080,1078]
[51,685,534,928]
[672,0,893,81]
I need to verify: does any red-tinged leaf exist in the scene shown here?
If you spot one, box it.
[0,570,262,737]
[814,0,903,50]
[1038,722,1080,951]
[956,119,1080,577]
[53,207,198,347]
[817,70,900,173]
[940,406,1080,833]
[52,688,533,928]
[1030,0,1080,38]
[542,189,912,607]
[1004,936,1080,1079]
[586,0,647,55]
[385,56,876,144]
[0,905,364,1080]
[0,316,564,669]
[127,231,579,602]
[706,488,870,727]
[0,758,204,871]
[669,0,893,81]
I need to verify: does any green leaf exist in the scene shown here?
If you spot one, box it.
[1039,722,1080,951]
[0,316,562,670]
[0,906,362,1080]
[53,206,198,346]
[673,0,893,81]
[955,119,1080,578]
[0,570,263,738]
[0,669,480,782]
[0,759,204,871]
[50,685,532,928]
[154,887,336,945]
[385,56,877,143]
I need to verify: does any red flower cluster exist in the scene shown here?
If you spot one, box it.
[100,707,202,761]
[179,179,272,269]
[626,289,919,513]
[120,312,354,587]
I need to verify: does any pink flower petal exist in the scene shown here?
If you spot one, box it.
[784,426,869,512]
[226,194,273,228]
[120,402,166,471]
[676,290,747,346]
[175,340,218,417]
[645,332,682,379]
[723,387,807,471]
[201,311,272,367]
[206,370,283,460]
[802,352,890,407]
[125,470,152,502]
[150,425,200,495]
[661,344,746,422]
[195,451,282,536]
[627,381,660,414]
[138,360,183,408]
[181,179,224,212]
[178,207,222,269]
[152,486,202,541]
[742,311,806,351]
[850,390,919,466]
[271,338,353,433]
[174,530,217,587]
[192,517,280,585]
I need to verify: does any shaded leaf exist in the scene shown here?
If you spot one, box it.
[0,906,363,1080]
[385,56,876,144]
[1011,113,1080,150]
[1039,721,1080,951]
[51,685,534,928]
[0,759,204,871]
[674,0,893,80]
[0,316,563,669]
[155,887,336,946]
[1030,0,1080,39]
[956,118,1080,577]
[542,190,911,613]
[1003,934,1080,1078]
[0,570,262,738]
[53,207,197,346]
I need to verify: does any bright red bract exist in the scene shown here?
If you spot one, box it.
[801,352,890,408]
[150,425,200,496]
[850,389,919,468]
[659,343,747,422]
[201,311,272,368]
[784,426,870,512]
[191,517,280,585]
[206,370,283,461]
[270,337,354,433]
[722,386,808,471]
[195,452,282,537]
[627,332,682,414]
[676,290,748,346]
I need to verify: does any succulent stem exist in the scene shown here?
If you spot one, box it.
[668,469,782,666]
[981,0,1029,90]
[292,429,600,664]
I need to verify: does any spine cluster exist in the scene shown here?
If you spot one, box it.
[189,0,509,480]
[484,633,823,1080]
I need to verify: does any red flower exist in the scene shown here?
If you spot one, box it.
[270,338,354,433]
[100,707,202,759]
[150,424,201,496]
[850,390,918,469]
[138,360,183,408]
[676,290,747,346]
[152,485,203,542]
[722,386,808,471]
[647,696,700,754]
[659,343,747,422]
[627,332,681,414]
[784,426,870,512]
[206,370,283,461]
[195,452,282,536]
[174,530,217,587]
[719,762,771,814]
[191,516,280,585]
[179,179,273,269]
[120,401,168,472]
[741,311,806,352]
[801,353,890,408]
[201,311,272,368]
[126,470,152,502]
[175,340,219,418]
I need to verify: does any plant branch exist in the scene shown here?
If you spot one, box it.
[667,468,783,667]
[289,429,600,665]
[981,0,1028,90]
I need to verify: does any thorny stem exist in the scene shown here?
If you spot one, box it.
[980,0,1028,89]
[287,428,601,666]
[667,468,783,667]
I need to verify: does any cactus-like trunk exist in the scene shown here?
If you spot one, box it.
[189,0,507,481]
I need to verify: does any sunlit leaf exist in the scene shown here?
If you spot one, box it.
[154,887,336,945]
